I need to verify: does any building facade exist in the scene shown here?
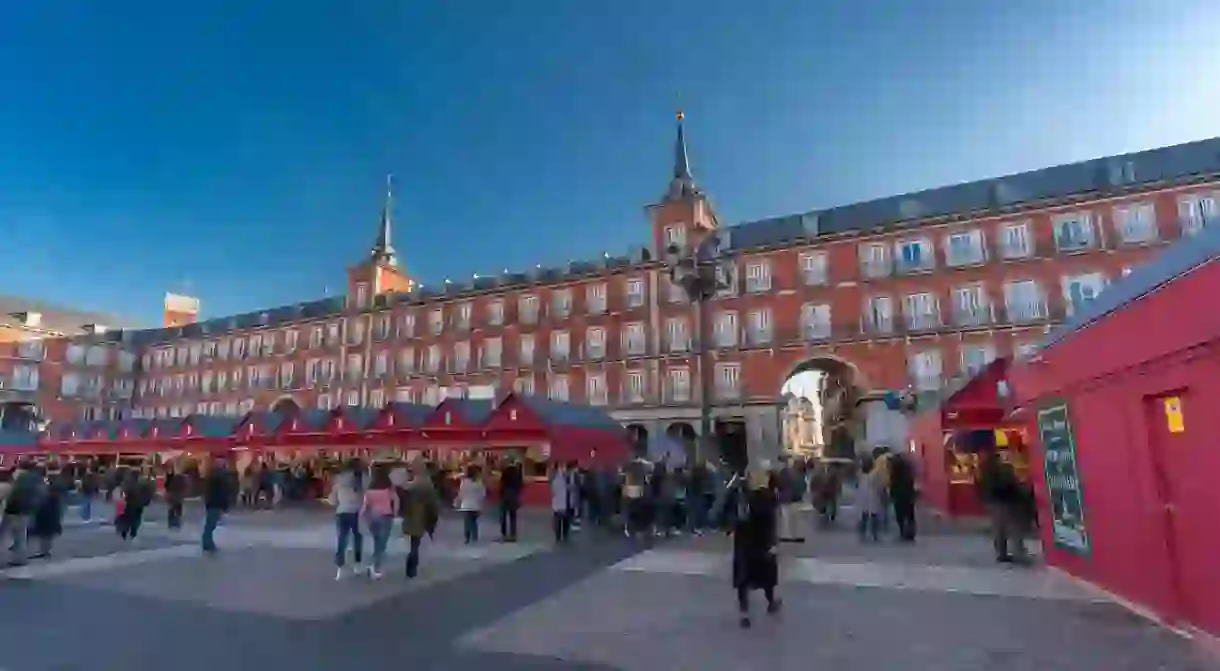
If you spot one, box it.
[7,117,1220,456]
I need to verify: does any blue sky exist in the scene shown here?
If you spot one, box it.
[2,1,1218,325]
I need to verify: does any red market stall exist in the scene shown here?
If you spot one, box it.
[1009,226,1220,640]
[911,358,1031,518]
[3,394,632,509]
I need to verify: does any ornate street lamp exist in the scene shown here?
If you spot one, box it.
[662,234,736,463]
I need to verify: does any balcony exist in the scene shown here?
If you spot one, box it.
[904,313,942,333]
[15,342,44,361]
[953,307,994,328]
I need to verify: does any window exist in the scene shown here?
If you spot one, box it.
[625,278,645,308]
[519,333,535,365]
[11,365,38,391]
[1014,342,1040,361]
[944,230,986,266]
[714,311,738,347]
[66,344,85,365]
[429,309,444,335]
[586,373,608,405]
[188,343,202,365]
[1003,280,1045,323]
[481,337,502,368]
[397,347,415,374]
[454,302,472,330]
[666,368,691,403]
[799,251,828,285]
[903,293,939,330]
[664,275,686,304]
[280,362,295,388]
[800,303,831,341]
[998,221,1031,259]
[317,394,334,411]
[624,370,646,403]
[248,335,263,357]
[373,351,389,377]
[285,329,299,351]
[859,243,891,278]
[1062,272,1107,315]
[453,342,471,373]
[663,224,686,249]
[518,295,540,324]
[394,387,415,403]
[586,283,607,314]
[548,374,570,402]
[908,350,942,390]
[369,389,385,408]
[321,358,336,381]
[585,327,606,359]
[665,317,690,352]
[347,320,366,346]
[550,331,571,362]
[864,295,894,333]
[309,327,323,349]
[715,363,741,400]
[345,354,363,381]
[746,308,772,345]
[426,344,441,373]
[355,283,369,308]
[217,370,230,390]
[1113,202,1158,244]
[960,343,997,376]
[744,260,772,293]
[513,376,535,396]
[487,300,505,326]
[551,290,572,319]
[1178,193,1218,236]
[952,285,991,327]
[86,346,109,367]
[1053,212,1095,251]
[623,322,646,356]
[201,371,214,394]
[895,238,934,273]
[326,322,341,346]
[374,316,391,340]
[400,312,416,337]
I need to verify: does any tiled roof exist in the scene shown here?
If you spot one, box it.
[188,415,244,438]
[1041,223,1220,349]
[0,430,39,447]
[0,294,136,335]
[387,402,432,426]
[65,137,1220,348]
[440,399,496,425]
[515,395,623,430]
[295,408,332,431]
[341,405,380,430]
[242,411,289,434]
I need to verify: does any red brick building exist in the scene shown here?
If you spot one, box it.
[5,116,1216,458]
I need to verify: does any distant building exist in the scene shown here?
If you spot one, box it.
[9,115,1217,457]
[782,395,821,457]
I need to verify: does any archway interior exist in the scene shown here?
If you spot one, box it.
[0,401,42,431]
[625,424,649,459]
[780,358,861,460]
[271,398,302,416]
[665,422,697,464]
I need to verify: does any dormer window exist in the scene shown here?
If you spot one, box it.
[663,224,687,250]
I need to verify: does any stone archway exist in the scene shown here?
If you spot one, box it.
[665,422,697,464]
[778,355,867,460]
[0,401,42,431]
[625,423,649,458]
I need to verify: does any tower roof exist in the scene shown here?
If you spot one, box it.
[370,174,397,267]
[663,109,703,202]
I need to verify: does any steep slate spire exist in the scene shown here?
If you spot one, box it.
[370,174,397,267]
[664,109,703,202]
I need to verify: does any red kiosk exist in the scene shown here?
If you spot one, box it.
[911,357,1031,518]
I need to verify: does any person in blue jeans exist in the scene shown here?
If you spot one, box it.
[329,462,365,580]
[361,465,399,579]
[201,460,232,554]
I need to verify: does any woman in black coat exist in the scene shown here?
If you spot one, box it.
[29,478,64,558]
[728,468,782,629]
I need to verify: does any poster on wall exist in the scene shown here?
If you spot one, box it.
[1036,401,1090,555]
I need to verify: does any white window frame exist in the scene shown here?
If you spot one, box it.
[624,370,646,403]
[746,308,772,345]
[713,311,738,348]
[859,243,891,278]
[998,221,1032,259]
[667,368,692,403]
[1113,202,1158,245]
[895,237,934,273]
[1053,211,1096,252]
[744,260,772,293]
[585,283,607,314]
[943,229,986,267]
[800,303,831,341]
[715,363,741,400]
[625,278,645,308]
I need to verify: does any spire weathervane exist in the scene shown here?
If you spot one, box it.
[370,173,397,267]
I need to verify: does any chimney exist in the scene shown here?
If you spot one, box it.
[81,323,107,334]
[10,312,41,327]
[163,292,201,328]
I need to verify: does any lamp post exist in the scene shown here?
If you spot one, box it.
[663,235,735,463]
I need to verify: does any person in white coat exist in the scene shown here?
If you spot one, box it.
[550,462,573,544]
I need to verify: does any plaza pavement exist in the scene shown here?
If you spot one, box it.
[1,507,1216,671]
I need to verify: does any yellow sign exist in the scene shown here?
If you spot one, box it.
[994,429,1009,447]
[1164,397,1185,433]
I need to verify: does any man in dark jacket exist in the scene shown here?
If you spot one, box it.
[164,467,187,529]
[3,462,44,566]
[499,458,523,542]
[201,460,231,554]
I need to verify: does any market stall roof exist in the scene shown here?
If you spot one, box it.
[182,414,244,438]
[424,398,495,428]
[0,429,38,447]
[338,405,380,431]
[381,402,433,428]
[147,418,183,438]
[115,419,152,440]
[511,394,623,430]
[237,410,290,435]
[289,408,332,432]
[1042,224,1220,350]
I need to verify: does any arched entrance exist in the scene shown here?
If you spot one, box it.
[625,424,649,458]
[0,401,42,431]
[665,422,697,464]
[779,356,866,460]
